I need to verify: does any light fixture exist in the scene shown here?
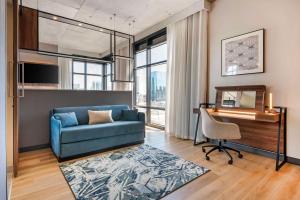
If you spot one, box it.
[52,16,58,20]
[78,23,82,26]
[100,28,104,32]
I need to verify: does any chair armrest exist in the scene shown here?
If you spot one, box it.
[50,116,62,157]
[138,112,145,123]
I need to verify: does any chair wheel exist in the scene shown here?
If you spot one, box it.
[202,148,206,153]
[238,154,243,159]
[228,160,233,165]
[206,156,210,161]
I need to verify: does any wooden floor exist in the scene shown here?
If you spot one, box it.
[11,128,300,200]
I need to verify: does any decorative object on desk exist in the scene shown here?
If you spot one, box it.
[268,93,276,113]
[221,29,264,76]
[60,144,209,200]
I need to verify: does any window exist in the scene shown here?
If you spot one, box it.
[136,68,147,106]
[105,64,113,90]
[134,31,167,128]
[136,50,147,67]
[150,63,166,108]
[72,61,113,90]
[150,44,167,64]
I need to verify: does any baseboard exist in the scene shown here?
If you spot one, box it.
[19,143,50,153]
[7,166,13,200]
[287,156,300,165]
[209,140,300,166]
[209,140,287,160]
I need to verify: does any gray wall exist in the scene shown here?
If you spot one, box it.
[19,90,132,150]
[0,0,7,198]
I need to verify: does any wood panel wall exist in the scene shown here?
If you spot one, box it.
[19,6,38,50]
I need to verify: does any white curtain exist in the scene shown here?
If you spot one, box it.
[166,11,208,141]
[58,57,72,89]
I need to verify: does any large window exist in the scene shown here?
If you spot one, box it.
[105,63,113,90]
[135,36,167,128]
[72,61,113,90]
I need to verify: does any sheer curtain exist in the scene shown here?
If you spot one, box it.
[166,10,208,141]
[58,57,72,89]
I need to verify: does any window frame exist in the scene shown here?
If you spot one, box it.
[134,41,167,129]
[104,63,114,90]
[72,60,113,91]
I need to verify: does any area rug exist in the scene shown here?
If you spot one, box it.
[59,144,209,200]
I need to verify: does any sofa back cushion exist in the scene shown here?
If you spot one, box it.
[53,105,129,125]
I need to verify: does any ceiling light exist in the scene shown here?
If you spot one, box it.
[52,16,58,20]
[78,23,82,26]
[100,29,104,32]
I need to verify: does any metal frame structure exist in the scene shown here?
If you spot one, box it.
[18,5,135,83]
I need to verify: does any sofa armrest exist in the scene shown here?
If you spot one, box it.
[50,116,62,157]
[138,112,145,123]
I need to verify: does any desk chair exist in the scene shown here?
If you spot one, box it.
[200,108,243,164]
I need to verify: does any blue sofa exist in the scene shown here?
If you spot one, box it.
[50,105,145,161]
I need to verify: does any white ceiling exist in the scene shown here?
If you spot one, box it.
[22,0,201,55]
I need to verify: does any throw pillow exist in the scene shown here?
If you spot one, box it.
[88,110,114,124]
[122,109,139,121]
[54,112,78,128]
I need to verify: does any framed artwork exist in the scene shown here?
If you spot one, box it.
[221,29,264,76]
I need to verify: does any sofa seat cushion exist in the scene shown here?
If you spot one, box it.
[60,121,145,144]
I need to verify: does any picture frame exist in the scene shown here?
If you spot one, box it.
[221,29,264,76]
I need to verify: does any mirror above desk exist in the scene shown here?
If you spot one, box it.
[215,85,266,112]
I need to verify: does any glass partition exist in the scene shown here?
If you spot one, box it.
[18,6,135,91]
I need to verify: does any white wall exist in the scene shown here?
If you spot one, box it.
[208,0,300,158]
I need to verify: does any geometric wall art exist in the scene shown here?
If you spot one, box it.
[221,29,264,76]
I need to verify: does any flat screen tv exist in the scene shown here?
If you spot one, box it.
[20,63,59,84]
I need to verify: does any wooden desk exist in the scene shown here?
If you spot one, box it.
[193,106,287,171]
